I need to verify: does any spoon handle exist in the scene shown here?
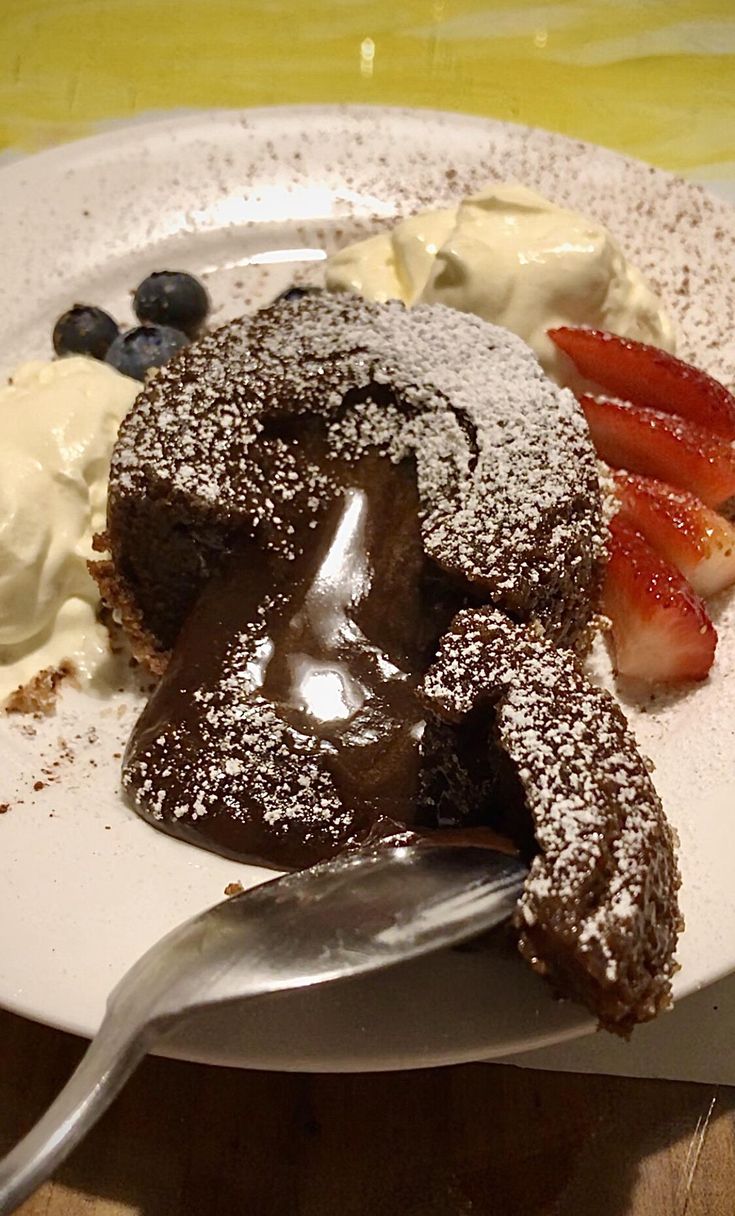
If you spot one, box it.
[0,1012,151,1215]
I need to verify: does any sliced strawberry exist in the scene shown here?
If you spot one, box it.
[549,327,735,440]
[614,472,735,597]
[603,513,716,685]
[581,395,735,508]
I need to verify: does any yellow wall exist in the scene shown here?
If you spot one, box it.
[1,1,733,176]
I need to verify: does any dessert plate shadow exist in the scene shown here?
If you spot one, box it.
[1,106,734,1070]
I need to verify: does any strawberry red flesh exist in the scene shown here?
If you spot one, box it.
[549,327,735,440]
[603,513,716,685]
[581,395,735,508]
[614,472,735,597]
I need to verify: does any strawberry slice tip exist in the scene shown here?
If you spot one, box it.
[603,513,717,685]
[614,472,735,598]
[548,326,735,440]
[580,394,735,508]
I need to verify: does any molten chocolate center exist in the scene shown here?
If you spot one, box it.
[124,454,522,868]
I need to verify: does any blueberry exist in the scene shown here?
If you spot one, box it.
[274,285,321,303]
[53,305,119,360]
[133,271,209,335]
[105,325,189,382]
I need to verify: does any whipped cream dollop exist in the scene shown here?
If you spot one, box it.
[0,357,137,704]
[326,183,674,377]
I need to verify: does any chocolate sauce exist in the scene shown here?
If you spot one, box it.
[126,455,480,865]
[124,444,531,868]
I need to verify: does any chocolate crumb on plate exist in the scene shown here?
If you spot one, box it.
[4,663,76,716]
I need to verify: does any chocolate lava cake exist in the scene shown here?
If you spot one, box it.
[93,293,681,1031]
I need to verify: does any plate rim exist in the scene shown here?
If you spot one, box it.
[0,100,719,197]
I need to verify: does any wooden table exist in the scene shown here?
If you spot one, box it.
[2,1009,734,1214]
[2,4,735,1213]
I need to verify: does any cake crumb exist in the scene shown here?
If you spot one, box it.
[4,663,76,716]
[224,881,244,896]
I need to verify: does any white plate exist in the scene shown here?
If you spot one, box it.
[1,106,734,1072]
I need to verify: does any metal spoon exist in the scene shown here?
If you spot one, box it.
[0,842,527,1214]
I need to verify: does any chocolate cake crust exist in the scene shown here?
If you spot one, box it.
[422,607,682,1033]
